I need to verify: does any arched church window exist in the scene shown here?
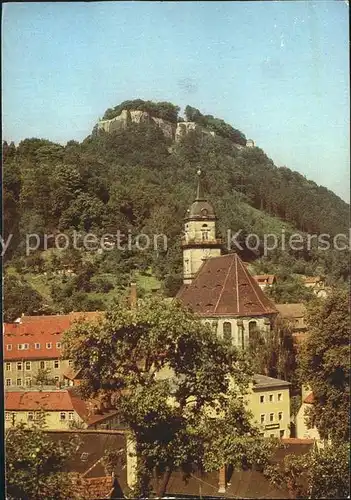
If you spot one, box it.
[223,322,232,343]
[248,321,260,346]
[202,224,209,241]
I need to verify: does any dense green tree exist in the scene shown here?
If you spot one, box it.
[62,297,272,498]
[4,274,49,322]
[298,289,350,442]
[265,442,350,499]
[6,422,81,500]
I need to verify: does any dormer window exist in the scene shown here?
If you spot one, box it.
[46,343,52,349]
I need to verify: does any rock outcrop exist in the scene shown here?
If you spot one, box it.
[97,109,176,140]
[96,110,250,148]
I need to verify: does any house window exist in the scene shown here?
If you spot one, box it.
[269,413,274,422]
[6,362,11,371]
[54,360,60,369]
[25,378,32,387]
[40,361,45,369]
[17,362,23,371]
[260,414,265,424]
[17,378,22,386]
[25,361,31,371]
[223,322,232,343]
[23,343,29,350]
[260,395,265,404]
[56,342,61,349]
[18,344,24,350]
[28,412,34,422]
[249,321,258,334]
[278,393,282,402]
[68,360,74,367]
[278,412,283,421]
[60,412,66,421]
[68,412,74,421]
[269,394,274,402]
[5,412,11,421]
[6,379,11,387]
[7,344,12,351]
[35,343,40,350]
[46,343,52,349]
[248,321,259,345]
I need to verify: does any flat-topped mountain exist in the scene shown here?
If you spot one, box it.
[96,99,249,146]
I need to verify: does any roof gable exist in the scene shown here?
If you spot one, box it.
[177,254,277,317]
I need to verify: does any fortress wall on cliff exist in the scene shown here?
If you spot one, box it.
[96,110,250,148]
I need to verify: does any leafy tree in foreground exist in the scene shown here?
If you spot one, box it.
[265,274,316,303]
[63,297,275,498]
[6,421,81,499]
[248,317,298,389]
[298,289,350,443]
[4,274,49,322]
[265,442,350,499]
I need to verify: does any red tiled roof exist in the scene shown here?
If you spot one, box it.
[4,312,102,360]
[5,389,119,426]
[5,390,75,411]
[254,274,276,285]
[62,366,82,381]
[281,438,314,444]
[303,393,315,404]
[19,311,102,324]
[177,254,278,317]
[276,303,307,319]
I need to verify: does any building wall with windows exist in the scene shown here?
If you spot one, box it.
[4,357,71,388]
[245,375,291,439]
[203,316,271,349]
[3,314,102,388]
[5,407,84,429]
[5,389,121,431]
[156,367,291,439]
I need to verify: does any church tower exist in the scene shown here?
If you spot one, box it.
[182,170,222,284]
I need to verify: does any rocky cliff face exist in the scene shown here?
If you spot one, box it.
[97,109,176,140]
[96,110,250,148]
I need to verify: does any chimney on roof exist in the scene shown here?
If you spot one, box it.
[218,465,226,493]
[130,282,137,309]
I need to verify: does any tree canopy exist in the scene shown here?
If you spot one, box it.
[2,99,349,319]
[298,289,350,443]
[265,442,350,499]
[62,297,274,498]
[5,421,81,500]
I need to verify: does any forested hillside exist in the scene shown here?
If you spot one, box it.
[3,100,349,320]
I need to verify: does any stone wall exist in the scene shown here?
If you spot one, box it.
[96,110,250,148]
[97,109,176,139]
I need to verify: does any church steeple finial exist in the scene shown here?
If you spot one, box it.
[195,169,205,201]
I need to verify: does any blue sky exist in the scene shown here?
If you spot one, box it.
[2,1,349,201]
